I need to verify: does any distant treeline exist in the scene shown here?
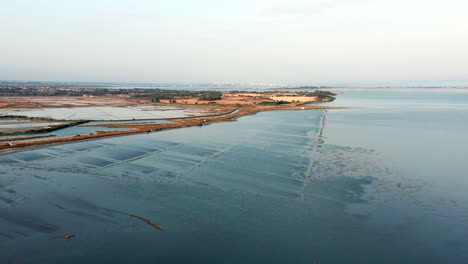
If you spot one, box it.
[302,90,336,101]
[226,90,336,102]
[198,92,222,101]
[133,90,222,101]
[0,87,223,101]
[0,86,334,102]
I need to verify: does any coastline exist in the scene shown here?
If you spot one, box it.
[0,104,341,152]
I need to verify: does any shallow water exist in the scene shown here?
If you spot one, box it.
[85,119,173,126]
[0,121,67,133]
[0,109,239,141]
[0,106,207,120]
[1,92,468,263]
[0,125,132,142]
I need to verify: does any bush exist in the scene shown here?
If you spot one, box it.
[258,101,291,105]
[198,92,222,101]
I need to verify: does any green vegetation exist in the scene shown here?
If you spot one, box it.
[306,90,336,100]
[198,92,222,101]
[295,90,336,102]
[0,85,336,103]
[258,101,291,105]
[0,86,224,102]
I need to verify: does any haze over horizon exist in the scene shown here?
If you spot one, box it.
[2,0,468,86]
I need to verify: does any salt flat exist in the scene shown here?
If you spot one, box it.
[1,106,208,120]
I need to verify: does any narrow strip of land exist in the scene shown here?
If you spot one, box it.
[0,104,340,152]
[0,89,340,152]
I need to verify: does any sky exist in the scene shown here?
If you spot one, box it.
[1,0,468,86]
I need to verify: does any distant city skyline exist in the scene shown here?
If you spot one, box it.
[2,0,468,86]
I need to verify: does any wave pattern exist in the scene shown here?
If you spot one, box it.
[0,111,324,200]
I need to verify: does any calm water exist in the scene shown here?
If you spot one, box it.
[0,121,67,133]
[0,124,133,142]
[0,106,207,120]
[1,92,468,263]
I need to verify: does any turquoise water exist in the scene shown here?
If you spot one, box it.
[1,92,468,263]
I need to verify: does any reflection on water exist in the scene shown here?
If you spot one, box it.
[1,92,468,263]
[0,125,132,142]
[0,106,207,120]
[0,120,68,133]
[85,119,173,126]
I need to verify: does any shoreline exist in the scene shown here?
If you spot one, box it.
[0,104,341,153]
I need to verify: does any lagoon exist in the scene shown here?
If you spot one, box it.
[1,91,467,263]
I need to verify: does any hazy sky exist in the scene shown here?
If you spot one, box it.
[1,0,468,85]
